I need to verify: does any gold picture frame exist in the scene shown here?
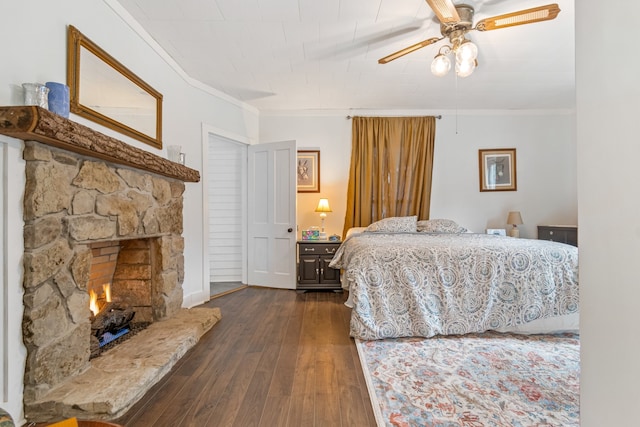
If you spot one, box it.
[479,148,517,192]
[67,25,163,149]
[297,150,320,193]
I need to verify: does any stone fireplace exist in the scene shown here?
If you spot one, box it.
[0,106,221,423]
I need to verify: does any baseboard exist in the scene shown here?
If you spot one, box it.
[182,290,209,308]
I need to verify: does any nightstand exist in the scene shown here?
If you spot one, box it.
[537,225,578,247]
[297,241,341,290]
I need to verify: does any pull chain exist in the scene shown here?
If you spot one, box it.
[455,72,459,135]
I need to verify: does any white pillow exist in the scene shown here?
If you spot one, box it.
[417,219,468,233]
[345,227,367,239]
[365,216,417,233]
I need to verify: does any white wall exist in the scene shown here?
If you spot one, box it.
[260,111,576,238]
[260,114,352,238]
[577,1,640,425]
[0,1,259,422]
[431,112,577,236]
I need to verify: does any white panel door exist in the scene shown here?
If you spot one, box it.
[248,140,297,289]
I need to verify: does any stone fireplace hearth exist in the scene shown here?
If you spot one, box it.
[0,106,221,423]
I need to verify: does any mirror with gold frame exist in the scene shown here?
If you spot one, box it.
[67,25,163,149]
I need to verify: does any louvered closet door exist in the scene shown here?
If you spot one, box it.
[208,135,247,283]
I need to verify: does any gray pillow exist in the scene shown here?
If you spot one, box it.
[365,216,417,232]
[417,219,468,233]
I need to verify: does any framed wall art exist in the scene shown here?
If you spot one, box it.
[479,148,517,192]
[297,150,320,193]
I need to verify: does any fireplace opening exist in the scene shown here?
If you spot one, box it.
[90,284,134,346]
[89,282,150,358]
[88,239,156,358]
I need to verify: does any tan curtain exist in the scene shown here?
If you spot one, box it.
[342,116,436,237]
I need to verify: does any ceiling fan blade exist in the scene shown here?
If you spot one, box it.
[378,37,441,64]
[475,3,561,31]
[425,0,460,24]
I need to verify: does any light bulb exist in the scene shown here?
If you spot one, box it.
[456,58,476,78]
[431,54,451,77]
[455,41,478,62]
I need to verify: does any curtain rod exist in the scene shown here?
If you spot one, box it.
[346,115,442,120]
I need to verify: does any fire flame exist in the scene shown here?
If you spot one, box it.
[89,289,99,316]
[103,283,112,303]
[89,284,112,316]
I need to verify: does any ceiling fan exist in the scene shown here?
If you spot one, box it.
[378,1,561,77]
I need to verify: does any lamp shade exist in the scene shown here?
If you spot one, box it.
[506,211,523,226]
[315,198,332,213]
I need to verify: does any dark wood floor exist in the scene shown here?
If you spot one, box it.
[116,287,376,427]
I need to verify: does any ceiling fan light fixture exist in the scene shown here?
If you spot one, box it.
[431,54,451,77]
[378,2,561,80]
[456,58,477,78]
[455,40,478,62]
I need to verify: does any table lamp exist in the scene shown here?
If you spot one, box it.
[315,198,332,240]
[507,211,523,238]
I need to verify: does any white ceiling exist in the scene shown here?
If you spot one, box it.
[115,0,575,112]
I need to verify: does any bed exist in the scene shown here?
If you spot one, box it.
[329,217,579,340]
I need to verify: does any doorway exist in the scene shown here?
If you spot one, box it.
[207,132,248,298]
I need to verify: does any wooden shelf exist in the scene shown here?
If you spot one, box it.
[0,106,199,183]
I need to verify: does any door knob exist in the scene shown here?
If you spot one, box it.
[287,228,293,232]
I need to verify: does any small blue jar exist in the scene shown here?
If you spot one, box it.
[45,82,70,118]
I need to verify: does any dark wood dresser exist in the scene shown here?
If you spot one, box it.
[537,225,578,247]
[296,241,341,290]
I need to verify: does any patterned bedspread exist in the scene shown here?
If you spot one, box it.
[329,232,579,340]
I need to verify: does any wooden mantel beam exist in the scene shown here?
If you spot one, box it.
[0,106,200,183]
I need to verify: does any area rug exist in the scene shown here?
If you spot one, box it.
[356,332,579,427]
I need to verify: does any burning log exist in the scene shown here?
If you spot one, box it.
[91,302,135,339]
[88,283,139,358]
